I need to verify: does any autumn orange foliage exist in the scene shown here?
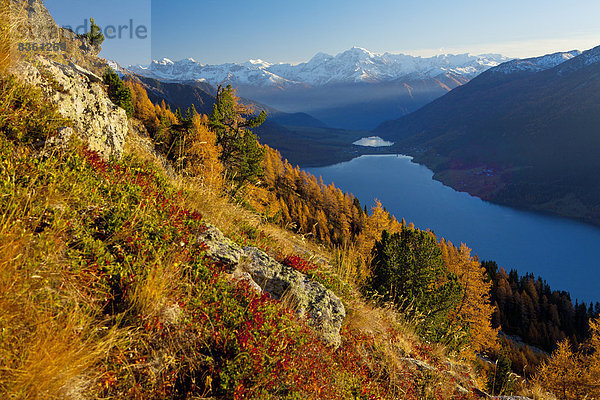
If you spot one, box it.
[125,79,159,131]
[184,114,224,191]
[440,240,499,354]
[534,317,600,399]
[123,80,500,358]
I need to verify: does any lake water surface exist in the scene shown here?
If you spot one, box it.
[307,155,600,303]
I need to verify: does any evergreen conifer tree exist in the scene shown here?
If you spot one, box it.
[87,17,105,46]
[368,229,462,339]
[210,84,266,188]
[487,353,516,396]
[103,69,133,117]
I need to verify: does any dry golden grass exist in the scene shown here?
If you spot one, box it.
[0,225,120,399]
[7,311,117,400]
[331,243,372,286]
[0,143,122,399]
[522,383,558,400]
[345,295,417,356]
[130,258,183,318]
[0,0,24,74]
[123,124,495,397]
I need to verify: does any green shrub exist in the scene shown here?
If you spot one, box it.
[368,229,463,342]
[87,17,105,46]
[486,352,517,396]
[103,69,133,117]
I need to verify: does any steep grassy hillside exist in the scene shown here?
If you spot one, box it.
[5,2,600,399]
[0,75,485,399]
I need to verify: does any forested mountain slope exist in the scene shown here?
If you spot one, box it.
[375,47,600,226]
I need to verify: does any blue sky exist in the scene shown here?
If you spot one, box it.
[46,0,600,66]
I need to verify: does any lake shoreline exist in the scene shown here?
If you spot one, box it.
[303,148,600,230]
[308,154,600,303]
[407,151,600,230]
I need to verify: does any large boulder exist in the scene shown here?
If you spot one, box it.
[243,246,346,347]
[197,225,346,347]
[17,57,128,160]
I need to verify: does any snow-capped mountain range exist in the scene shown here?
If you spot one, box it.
[128,47,510,88]
[491,50,582,74]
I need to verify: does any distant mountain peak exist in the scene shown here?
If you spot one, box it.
[345,46,376,56]
[246,59,270,66]
[157,57,175,65]
[308,52,334,64]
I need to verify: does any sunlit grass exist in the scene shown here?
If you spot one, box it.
[0,72,485,399]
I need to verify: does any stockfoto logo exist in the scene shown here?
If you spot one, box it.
[62,19,148,40]
[16,17,149,43]
[14,14,151,63]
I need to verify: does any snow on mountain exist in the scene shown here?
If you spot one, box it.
[128,47,510,88]
[581,45,600,65]
[107,60,127,78]
[492,50,582,74]
[129,57,295,87]
[553,45,600,75]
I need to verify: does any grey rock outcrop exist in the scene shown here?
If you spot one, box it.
[200,224,244,270]
[12,0,61,43]
[17,57,128,160]
[243,247,346,347]
[13,0,102,57]
[400,357,436,372]
[198,225,346,347]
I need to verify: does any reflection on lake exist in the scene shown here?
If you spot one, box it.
[352,136,394,147]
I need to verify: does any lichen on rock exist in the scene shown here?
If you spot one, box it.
[242,246,346,347]
[198,225,346,347]
[199,224,244,271]
[17,56,128,160]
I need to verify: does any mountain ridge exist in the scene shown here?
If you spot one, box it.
[374,45,600,226]
[128,47,510,88]
[125,48,510,130]
[491,50,581,74]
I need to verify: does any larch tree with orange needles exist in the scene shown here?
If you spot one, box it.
[124,79,159,132]
[583,318,600,396]
[184,114,224,192]
[440,239,499,354]
[534,339,588,400]
[355,200,400,261]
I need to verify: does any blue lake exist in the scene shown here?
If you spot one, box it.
[307,154,600,303]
